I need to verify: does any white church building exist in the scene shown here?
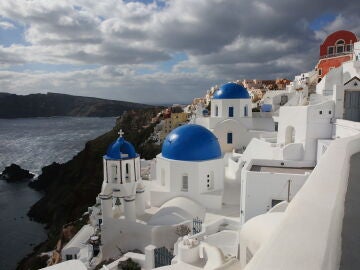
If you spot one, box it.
[150,124,225,209]
[194,82,275,152]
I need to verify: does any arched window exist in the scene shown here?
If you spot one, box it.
[336,39,345,54]
[125,163,131,183]
[111,164,117,183]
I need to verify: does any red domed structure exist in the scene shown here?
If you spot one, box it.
[316,30,358,82]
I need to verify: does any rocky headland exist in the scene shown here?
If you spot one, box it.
[0,164,34,182]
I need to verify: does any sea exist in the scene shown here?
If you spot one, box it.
[0,117,116,270]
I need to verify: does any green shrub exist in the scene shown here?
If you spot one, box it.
[118,258,141,270]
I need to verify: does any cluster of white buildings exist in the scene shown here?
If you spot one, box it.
[43,33,360,270]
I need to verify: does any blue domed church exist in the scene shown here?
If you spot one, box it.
[150,124,225,209]
[194,82,275,152]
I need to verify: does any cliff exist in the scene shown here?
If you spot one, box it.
[17,107,163,270]
[0,92,153,118]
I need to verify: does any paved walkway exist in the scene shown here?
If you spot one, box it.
[340,152,360,269]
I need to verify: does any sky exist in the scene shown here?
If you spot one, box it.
[0,0,359,104]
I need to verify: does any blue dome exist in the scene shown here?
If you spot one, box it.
[104,137,137,160]
[162,124,222,161]
[213,82,250,99]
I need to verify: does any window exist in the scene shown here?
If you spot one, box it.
[318,69,322,76]
[228,106,234,117]
[244,105,248,117]
[207,172,214,190]
[227,132,233,144]
[274,122,278,132]
[66,255,73,261]
[111,165,117,183]
[319,110,323,115]
[182,175,188,191]
[346,44,352,52]
[271,199,283,207]
[329,110,332,114]
[215,105,219,116]
[125,163,130,182]
[336,40,344,53]
[327,46,334,55]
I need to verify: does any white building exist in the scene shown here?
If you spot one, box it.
[194,82,275,152]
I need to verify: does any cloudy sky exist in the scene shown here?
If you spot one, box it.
[0,0,359,104]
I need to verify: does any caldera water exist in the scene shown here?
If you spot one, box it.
[0,117,116,270]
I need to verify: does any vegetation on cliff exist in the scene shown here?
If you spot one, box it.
[17,107,163,270]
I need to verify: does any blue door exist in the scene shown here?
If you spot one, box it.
[228,107,234,117]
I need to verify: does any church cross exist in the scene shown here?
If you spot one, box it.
[118,129,124,138]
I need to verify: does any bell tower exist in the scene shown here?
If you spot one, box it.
[99,129,144,223]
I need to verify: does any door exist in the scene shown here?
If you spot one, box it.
[344,91,360,122]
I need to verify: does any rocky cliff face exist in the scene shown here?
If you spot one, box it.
[17,107,163,270]
[0,92,153,118]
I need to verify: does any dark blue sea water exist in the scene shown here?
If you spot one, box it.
[0,117,116,270]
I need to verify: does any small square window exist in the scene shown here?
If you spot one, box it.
[319,110,323,115]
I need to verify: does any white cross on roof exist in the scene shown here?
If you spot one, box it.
[118,129,124,138]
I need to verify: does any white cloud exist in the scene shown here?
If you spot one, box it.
[0,0,359,103]
[0,21,15,29]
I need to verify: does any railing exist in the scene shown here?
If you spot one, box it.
[319,51,353,59]
[192,217,203,235]
[154,247,174,268]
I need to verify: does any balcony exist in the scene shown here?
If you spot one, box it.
[320,51,353,60]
